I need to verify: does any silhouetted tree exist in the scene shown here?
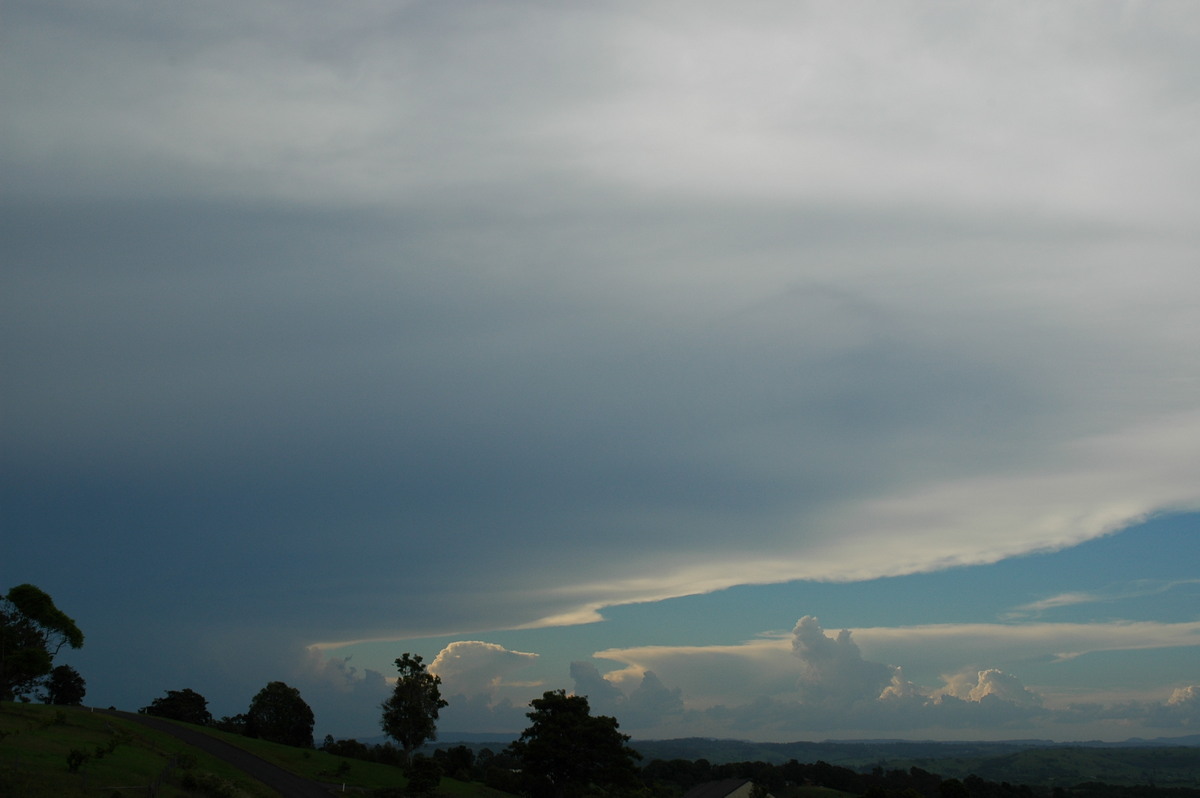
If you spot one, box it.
[942,778,970,798]
[0,583,84,701]
[140,688,213,725]
[406,754,443,797]
[322,735,373,760]
[246,681,315,747]
[433,744,475,779]
[41,664,86,705]
[214,713,248,734]
[380,653,447,764]
[508,689,642,798]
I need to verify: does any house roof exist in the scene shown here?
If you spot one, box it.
[681,778,755,798]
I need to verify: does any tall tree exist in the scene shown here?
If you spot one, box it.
[41,664,86,706]
[0,583,84,701]
[140,688,213,725]
[380,653,448,763]
[508,689,642,798]
[246,681,315,747]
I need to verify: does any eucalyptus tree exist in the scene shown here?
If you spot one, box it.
[0,583,84,701]
[380,653,448,764]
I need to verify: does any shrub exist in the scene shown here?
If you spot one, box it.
[66,748,89,773]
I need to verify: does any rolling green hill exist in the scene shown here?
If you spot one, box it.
[0,701,276,797]
[0,702,516,797]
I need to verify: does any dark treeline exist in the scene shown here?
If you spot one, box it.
[639,758,1018,798]
[311,736,1200,798]
[1069,789,1200,798]
[638,760,1200,798]
[320,734,410,768]
[322,737,522,793]
[636,759,1200,798]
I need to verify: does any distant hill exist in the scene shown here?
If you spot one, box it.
[424,732,1200,766]
[620,736,1200,788]
[627,737,1049,767]
[420,731,1200,791]
[951,746,1200,787]
[1100,734,1200,747]
[430,731,519,744]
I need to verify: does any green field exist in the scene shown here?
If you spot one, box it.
[0,703,517,797]
[0,702,276,797]
[188,723,516,796]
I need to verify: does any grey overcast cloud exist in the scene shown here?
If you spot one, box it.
[4,1,1200,741]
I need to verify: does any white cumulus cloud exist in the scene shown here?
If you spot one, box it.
[429,641,539,699]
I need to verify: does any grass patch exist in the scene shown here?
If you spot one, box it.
[787,787,858,798]
[1,702,516,797]
[191,726,517,796]
[0,702,275,797]
[196,726,410,791]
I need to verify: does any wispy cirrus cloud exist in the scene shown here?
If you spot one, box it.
[1004,578,1200,619]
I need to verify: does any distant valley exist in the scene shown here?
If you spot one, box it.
[424,734,1200,788]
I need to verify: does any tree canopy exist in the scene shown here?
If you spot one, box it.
[380,652,448,763]
[508,689,642,798]
[246,680,315,747]
[41,664,87,706]
[0,583,84,701]
[140,688,213,725]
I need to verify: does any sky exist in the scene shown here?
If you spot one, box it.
[3,0,1200,743]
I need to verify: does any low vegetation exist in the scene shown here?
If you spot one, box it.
[198,724,516,796]
[0,702,274,797]
[0,701,520,796]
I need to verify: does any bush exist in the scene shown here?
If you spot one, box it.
[66,748,89,773]
[406,755,442,797]
[179,771,237,798]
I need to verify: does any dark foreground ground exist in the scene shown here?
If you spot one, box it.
[98,709,334,797]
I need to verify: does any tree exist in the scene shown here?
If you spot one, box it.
[507,689,642,798]
[380,653,448,764]
[433,744,475,779]
[406,755,443,797]
[140,688,213,725]
[0,583,84,701]
[246,681,315,747]
[41,664,86,705]
[214,713,249,735]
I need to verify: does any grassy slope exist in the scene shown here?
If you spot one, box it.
[192,724,516,796]
[0,702,276,797]
[1,702,516,797]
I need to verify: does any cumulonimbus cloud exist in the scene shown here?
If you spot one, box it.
[588,616,1200,736]
[430,641,539,699]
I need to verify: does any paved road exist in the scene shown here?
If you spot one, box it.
[97,709,335,797]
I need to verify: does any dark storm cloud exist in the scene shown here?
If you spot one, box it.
[4,0,1200,729]
[5,194,1085,640]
